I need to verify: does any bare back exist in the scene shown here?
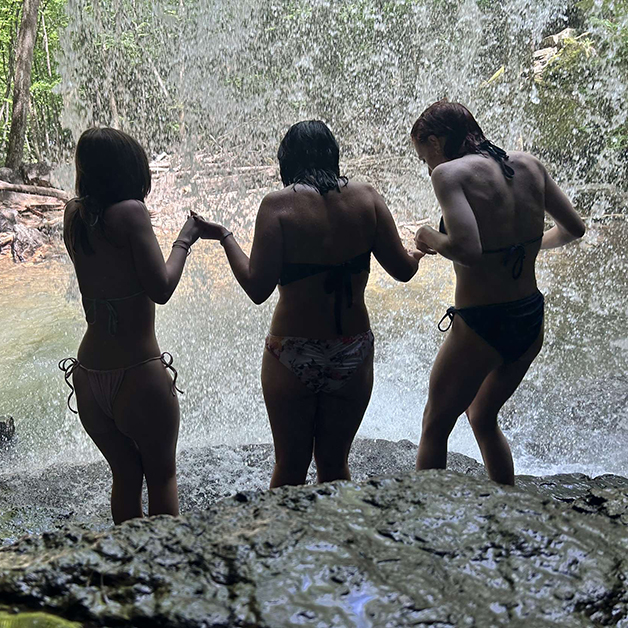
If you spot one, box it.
[269,182,378,337]
[441,152,546,306]
[64,199,159,368]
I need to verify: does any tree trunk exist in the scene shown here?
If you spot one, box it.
[5,0,42,171]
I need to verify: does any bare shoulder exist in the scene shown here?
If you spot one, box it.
[507,151,545,176]
[431,160,468,187]
[108,199,151,228]
[258,188,290,217]
[260,188,286,206]
[341,179,381,205]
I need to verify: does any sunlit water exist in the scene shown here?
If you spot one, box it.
[1,0,627,481]
[0,206,625,478]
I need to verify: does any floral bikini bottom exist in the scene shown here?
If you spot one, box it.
[265,330,374,394]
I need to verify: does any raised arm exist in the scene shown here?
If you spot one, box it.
[541,167,586,249]
[415,165,482,266]
[195,193,283,304]
[125,200,200,304]
[372,188,420,282]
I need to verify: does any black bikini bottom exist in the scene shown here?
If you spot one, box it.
[438,290,544,363]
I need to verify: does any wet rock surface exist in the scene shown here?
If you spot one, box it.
[1,439,628,626]
[0,468,627,627]
[0,439,484,544]
[1,439,627,545]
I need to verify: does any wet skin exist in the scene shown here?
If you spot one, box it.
[64,199,201,522]
[413,136,586,484]
[195,180,422,487]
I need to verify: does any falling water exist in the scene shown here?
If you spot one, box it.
[1,0,627,483]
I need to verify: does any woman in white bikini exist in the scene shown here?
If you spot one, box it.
[60,128,202,523]
[194,120,423,487]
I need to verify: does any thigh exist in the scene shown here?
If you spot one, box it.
[73,368,143,476]
[113,360,180,476]
[262,348,318,461]
[426,315,503,423]
[314,349,374,458]
[468,326,544,423]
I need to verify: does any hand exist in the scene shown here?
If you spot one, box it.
[415,225,438,255]
[191,211,229,241]
[410,249,426,262]
[177,215,202,246]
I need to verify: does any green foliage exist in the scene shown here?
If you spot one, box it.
[0,0,69,164]
[0,0,626,196]
[529,2,628,186]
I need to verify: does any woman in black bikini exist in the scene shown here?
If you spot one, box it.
[60,128,202,522]
[411,101,586,484]
[194,120,422,487]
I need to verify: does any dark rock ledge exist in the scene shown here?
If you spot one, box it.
[0,447,627,626]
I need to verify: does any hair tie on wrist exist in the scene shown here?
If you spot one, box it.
[220,231,233,245]
[172,239,192,256]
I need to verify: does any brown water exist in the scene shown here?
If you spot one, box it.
[0,216,625,478]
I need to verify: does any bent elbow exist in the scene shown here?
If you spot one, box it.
[248,288,273,305]
[150,287,173,305]
[152,294,170,305]
[574,222,586,239]
[397,265,418,283]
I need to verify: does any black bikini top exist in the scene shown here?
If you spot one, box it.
[439,218,542,280]
[279,251,371,335]
[82,291,145,336]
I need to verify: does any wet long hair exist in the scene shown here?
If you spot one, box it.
[411,100,514,178]
[70,127,152,255]
[277,120,348,195]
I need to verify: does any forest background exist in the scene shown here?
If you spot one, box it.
[0,0,626,197]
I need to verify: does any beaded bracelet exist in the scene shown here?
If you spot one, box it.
[172,239,192,256]
[220,231,233,246]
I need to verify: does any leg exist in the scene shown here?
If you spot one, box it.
[262,349,318,488]
[417,316,502,471]
[466,327,544,485]
[72,369,144,524]
[314,350,374,483]
[114,359,180,517]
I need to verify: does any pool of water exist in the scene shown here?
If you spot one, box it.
[0,211,625,479]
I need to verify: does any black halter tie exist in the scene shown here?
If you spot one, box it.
[477,140,515,179]
[323,258,365,335]
[279,251,371,335]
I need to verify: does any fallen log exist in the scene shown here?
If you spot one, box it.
[0,180,70,201]
[0,232,14,247]
[19,206,46,218]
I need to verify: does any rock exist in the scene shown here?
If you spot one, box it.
[1,439,627,548]
[0,168,22,185]
[0,440,485,544]
[0,205,53,262]
[0,469,627,627]
[533,46,558,76]
[0,210,17,232]
[19,162,54,188]
[11,223,46,262]
[0,232,13,250]
[519,473,628,525]
[541,27,578,49]
[0,418,14,443]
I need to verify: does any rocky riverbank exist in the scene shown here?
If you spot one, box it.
[0,439,627,626]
